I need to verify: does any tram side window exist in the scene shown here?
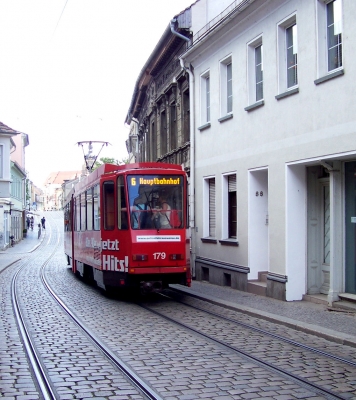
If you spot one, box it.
[64,203,71,231]
[81,192,86,231]
[86,188,93,231]
[117,176,128,229]
[103,181,115,230]
[75,196,81,231]
[93,184,100,230]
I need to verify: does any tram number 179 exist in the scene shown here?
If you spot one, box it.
[153,252,166,260]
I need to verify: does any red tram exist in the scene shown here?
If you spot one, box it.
[64,162,191,294]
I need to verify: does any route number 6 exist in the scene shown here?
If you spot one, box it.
[153,252,166,259]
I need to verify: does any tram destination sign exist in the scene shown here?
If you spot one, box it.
[129,176,181,186]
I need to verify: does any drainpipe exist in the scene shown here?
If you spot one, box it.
[170,18,196,277]
[170,18,192,46]
[181,60,196,278]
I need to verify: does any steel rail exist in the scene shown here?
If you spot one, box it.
[40,252,162,400]
[164,292,356,368]
[139,301,347,400]
[11,221,57,400]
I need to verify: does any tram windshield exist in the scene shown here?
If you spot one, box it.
[127,174,184,230]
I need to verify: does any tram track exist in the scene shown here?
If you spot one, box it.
[8,214,57,399]
[45,239,356,399]
[10,211,356,399]
[9,213,162,400]
[164,291,356,368]
[136,293,356,400]
[41,264,163,400]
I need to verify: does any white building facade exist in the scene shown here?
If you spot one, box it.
[0,122,19,249]
[181,0,355,303]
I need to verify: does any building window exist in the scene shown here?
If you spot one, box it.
[206,77,210,122]
[160,109,167,155]
[170,103,177,151]
[204,177,216,238]
[316,0,343,82]
[255,45,263,101]
[247,37,263,106]
[327,0,342,71]
[220,56,232,116]
[277,14,298,94]
[151,119,157,161]
[11,175,22,199]
[209,178,216,237]
[200,71,210,124]
[286,24,298,88]
[227,63,232,113]
[228,175,237,238]
[0,145,3,179]
[182,89,190,144]
[222,174,237,239]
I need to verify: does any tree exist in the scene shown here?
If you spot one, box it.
[93,157,129,170]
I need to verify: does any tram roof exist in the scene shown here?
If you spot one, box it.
[66,162,185,199]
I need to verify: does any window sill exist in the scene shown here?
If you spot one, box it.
[198,122,211,131]
[244,100,264,112]
[314,68,344,85]
[201,237,217,244]
[219,239,239,246]
[218,113,233,123]
[275,87,299,100]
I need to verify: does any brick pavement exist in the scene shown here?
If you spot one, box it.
[1,225,356,350]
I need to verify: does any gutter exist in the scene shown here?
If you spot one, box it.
[170,18,192,46]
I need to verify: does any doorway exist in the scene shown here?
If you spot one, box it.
[345,162,356,294]
[248,169,269,279]
[306,166,330,295]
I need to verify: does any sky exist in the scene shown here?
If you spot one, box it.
[0,0,194,187]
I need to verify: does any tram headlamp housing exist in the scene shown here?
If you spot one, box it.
[132,254,148,261]
[169,254,184,260]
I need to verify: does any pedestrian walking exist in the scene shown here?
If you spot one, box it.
[41,217,46,229]
[30,216,34,231]
[26,216,30,229]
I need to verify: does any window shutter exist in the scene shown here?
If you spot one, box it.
[228,174,236,192]
[209,178,216,237]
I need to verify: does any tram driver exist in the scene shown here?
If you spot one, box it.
[151,195,172,229]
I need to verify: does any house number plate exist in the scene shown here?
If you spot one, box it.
[351,217,356,223]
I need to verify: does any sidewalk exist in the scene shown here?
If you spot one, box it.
[172,282,356,348]
[0,226,44,272]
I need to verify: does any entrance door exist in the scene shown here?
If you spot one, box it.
[345,162,356,294]
[307,166,330,295]
[248,169,269,279]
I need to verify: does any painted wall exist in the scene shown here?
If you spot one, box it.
[183,0,356,300]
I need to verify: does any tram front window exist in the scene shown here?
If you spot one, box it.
[127,175,184,230]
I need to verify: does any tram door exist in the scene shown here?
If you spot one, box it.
[102,175,129,261]
[345,162,356,294]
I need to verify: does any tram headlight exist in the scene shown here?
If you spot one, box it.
[169,254,184,260]
[132,254,148,261]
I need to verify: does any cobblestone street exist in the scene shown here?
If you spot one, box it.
[1,212,356,399]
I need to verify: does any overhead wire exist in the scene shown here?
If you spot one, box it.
[51,0,69,39]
